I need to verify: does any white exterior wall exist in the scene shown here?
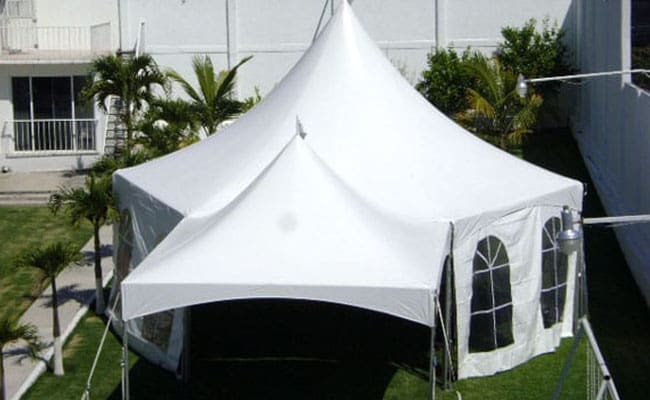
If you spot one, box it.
[575,0,650,305]
[121,0,575,96]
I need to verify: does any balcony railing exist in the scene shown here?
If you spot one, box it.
[1,0,35,19]
[6,119,97,153]
[0,23,112,59]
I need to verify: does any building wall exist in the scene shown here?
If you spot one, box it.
[575,0,650,304]
[120,0,576,96]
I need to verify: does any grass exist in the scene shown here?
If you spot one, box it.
[16,129,650,399]
[0,205,93,321]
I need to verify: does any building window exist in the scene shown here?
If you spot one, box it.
[469,236,514,352]
[11,76,96,152]
[540,217,568,328]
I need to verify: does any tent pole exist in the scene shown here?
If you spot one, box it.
[429,305,437,400]
[443,222,454,389]
[443,257,453,389]
[123,322,130,400]
[183,307,192,384]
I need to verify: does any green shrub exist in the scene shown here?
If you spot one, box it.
[416,48,478,116]
[497,18,572,81]
[632,46,650,91]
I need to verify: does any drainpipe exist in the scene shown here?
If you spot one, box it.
[117,0,123,52]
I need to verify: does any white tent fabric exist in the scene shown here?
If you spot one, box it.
[114,1,584,379]
[122,135,450,325]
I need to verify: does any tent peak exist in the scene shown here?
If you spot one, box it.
[296,116,307,139]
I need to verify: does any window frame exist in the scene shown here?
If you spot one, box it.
[469,235,514,353]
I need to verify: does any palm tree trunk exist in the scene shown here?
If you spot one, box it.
[50,278,64,376]
[499,133,509,150]
[1,352,6,400]
[94,224,105,314]
[124,101,133,155]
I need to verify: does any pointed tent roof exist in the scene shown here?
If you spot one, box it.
[118,2,583,323]
[115,1,582,232]
[122,135,450,323]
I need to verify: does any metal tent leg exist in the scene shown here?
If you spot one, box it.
[429,308,437,400]
[122,322,130,400]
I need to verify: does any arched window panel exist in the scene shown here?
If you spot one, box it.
[469,236,514,353]
[540,217,569,329]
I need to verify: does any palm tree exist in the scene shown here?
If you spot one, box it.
[49,175,118,314]
[455,55,543,152]
[83,54,167,154]
[0,317,41,400]
[168,55,252,136]
[16,242,82,376]
[136,97,200,157]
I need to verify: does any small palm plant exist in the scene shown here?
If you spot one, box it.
[168,55,252,136]
[16,242,82,376]
[49,174,119,314]
[455,54,543,153]
[0,317,41,400]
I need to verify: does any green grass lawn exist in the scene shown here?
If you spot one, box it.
[0,205,92,321]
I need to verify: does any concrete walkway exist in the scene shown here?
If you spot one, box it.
[0,171,86,204]
[2,226,114,400]
[0,170,114,399]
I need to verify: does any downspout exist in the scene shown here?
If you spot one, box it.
[117,0,123,52]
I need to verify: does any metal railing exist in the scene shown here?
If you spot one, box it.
[0,24,111,55]
[7,119,97,153]
[552,318,621,400]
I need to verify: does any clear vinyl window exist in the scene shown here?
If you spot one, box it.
[469,236,514,352]
[540,217,568,328]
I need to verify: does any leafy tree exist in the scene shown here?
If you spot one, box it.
[498,18,572,80]
[455,55,543,152]
[136,97,200,157]
[16,242,83,376]
[49,175,118,314]
[168,55,252,136]
[83,54,167,154]
[0,317,41,400]
[416,48,479,116]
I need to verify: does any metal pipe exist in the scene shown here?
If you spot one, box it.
[583,214,650,225]
[525,69,650,83]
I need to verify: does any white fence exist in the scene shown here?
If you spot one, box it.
[7,119,97,153]
[0,23,111,55]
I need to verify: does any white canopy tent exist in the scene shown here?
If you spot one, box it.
[113,0,584,382]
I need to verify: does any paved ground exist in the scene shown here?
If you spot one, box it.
[0,170,114,400]
[0,171,86,204]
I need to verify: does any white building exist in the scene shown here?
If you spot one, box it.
[0,0,118,172]
[0,0,575,172]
